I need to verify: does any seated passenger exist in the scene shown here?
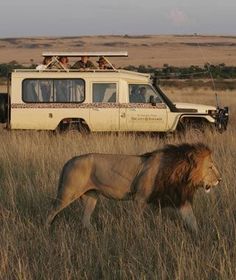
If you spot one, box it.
[72,56,96,69]
[36,56,52,70]
[130,87,147,103]
[97,57,113,70]
[58,56,70,69]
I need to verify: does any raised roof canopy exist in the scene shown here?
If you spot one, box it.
[42,51,128,57]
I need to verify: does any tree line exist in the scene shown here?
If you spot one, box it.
[124,63,236,79]
[0,61,32,78]
[1,61,236,79]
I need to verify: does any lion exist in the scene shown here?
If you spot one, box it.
[46,143,221,233]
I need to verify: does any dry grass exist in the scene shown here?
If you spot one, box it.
[0,88,235,279]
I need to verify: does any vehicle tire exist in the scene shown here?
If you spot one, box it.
[77,121,90,135]
[0,94,8,123]
[56,119,90,135]
[177,118,208,136]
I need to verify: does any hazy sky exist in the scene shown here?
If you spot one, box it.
[0,0,235,37]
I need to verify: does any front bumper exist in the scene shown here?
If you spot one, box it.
[215,106,229,133]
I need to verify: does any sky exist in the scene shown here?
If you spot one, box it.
[0,0,235,38]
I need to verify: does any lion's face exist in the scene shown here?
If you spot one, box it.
[200,154,221,193]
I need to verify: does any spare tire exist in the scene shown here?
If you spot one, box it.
[0,93,8,123]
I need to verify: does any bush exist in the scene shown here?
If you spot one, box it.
[1,61,236,79]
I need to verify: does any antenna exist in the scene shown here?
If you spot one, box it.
[193,34,220,107]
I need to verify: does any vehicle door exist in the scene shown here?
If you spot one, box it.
[89,82,119,131]
[120,84,168,131]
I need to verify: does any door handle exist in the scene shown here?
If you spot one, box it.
[120,112,126,118]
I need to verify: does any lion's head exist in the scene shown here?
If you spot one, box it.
[146,142,221,233]
[189,144,221,192]
[159,143,221,194]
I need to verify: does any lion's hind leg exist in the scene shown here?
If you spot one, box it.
[46,184,91,228]
[81,191,98,230]
[46,185,92,229]
[46,157,93,228]
[46,197,69,228]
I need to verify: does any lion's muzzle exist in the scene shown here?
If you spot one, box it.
[204,176,221,193]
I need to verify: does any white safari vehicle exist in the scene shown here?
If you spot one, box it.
[0,52,229,133]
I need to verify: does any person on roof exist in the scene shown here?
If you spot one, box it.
[72,56,96,69]
[97,57,113,70]
[58,56,70,69]
[36,56,52,70]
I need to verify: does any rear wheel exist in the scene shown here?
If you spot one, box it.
[77,121,90,134]
[57,119,90,135]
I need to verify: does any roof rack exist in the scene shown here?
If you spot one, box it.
[42,51,128,57]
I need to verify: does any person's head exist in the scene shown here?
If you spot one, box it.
[81,56,89,63]
[59,56,69,64]
[97,57,107,68]
[140,87,146,95]
[43,56,52,65]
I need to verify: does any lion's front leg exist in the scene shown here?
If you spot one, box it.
[179,201,198,234]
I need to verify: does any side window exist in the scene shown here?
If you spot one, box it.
[129,84,162,103]
[92,83,117,103]
[22,79,85,103]
[54,80,70,102]
[73,80,85,102]
[39,80,53,102]
[23,80,39,102]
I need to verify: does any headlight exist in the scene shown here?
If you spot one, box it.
[208,109,217,117]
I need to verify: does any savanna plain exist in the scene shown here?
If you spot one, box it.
[0,87,235,280]
[0,35,236,279]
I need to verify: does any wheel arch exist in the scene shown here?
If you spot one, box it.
[56,117,91,133]
[176,114,215,131]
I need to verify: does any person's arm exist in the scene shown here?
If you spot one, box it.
[88,61,96,69]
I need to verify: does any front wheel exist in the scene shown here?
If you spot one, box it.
[177,119,215,135]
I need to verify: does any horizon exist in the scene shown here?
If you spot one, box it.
[1,33,236,40]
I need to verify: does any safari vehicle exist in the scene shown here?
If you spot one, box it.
[0,52,229,133]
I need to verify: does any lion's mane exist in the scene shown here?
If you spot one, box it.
[146,143,212,207]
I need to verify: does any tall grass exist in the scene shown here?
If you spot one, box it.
[0,88,235,279]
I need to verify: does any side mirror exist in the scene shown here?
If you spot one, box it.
[149,95,156,106]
